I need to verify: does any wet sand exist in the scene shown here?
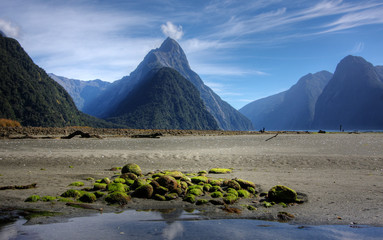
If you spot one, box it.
[0,133,382,225]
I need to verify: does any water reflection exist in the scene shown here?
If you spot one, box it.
[0,209,382,240]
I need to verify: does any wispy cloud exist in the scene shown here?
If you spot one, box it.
[350,42,365,54]
[161,21,184,40]
[0,18,20,38]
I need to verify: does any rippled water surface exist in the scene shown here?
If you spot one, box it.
[1,209,383,240]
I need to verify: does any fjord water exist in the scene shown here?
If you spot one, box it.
[1,210,382,240]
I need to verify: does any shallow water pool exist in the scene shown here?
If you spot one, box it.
[1,209,382,240]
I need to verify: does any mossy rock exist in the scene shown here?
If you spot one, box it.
[198,170,208,176]
[209,199,225,205]
[210,186,223,192]
[226,188,238,198]
[58,197,73,202]
[69,181,84,187]
[165,192,178,200]
[209,168,232,174]
[61,189,82,199]
[157,175,178,191]
[153,194,166,201]
[163,171,184,179]
[132,184,153,198]
[85,177,94,181]
[105,192,131,205]
[236,179,256,189]
[181,176,192,182]
[223,193,237,204]
[183,194,196,203]
[238,189,251,198]
[152,172,165,178]
[179,181,188,190]
[114,178,126,184]
[131,179,147,190]
[225,180,241,190]
[42,196,56,202]
[262,201,273,208]
[79,192,97,203]
[94,191,106,198]
[191,176,208,184]
[211,191,223,198]
[121,163,142,176]
[247,187,256,195]
[101,177,111,184]
[125,179,135,186]
[187,188,203,196]
[188,185,203,190]
[107,183,126,193]
[247,205,257,211]
[196,199,209,205]
[120,172,138,181]
[268,185,297,203]
[155,186,169,195]
[203,184,212,192]
[209,179,222,186]
[93,183,107,190]
[25,195,40,202]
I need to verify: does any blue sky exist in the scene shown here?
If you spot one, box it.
[1,0,383,109]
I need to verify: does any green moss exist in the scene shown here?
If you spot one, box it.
[181,176,192,182]
[107,183,126,193]
[69,181,84,187]
[183,194,196,203]
[95,179,102,183]
[209,179,222,186]
[179,181,188,190]
[225,180,241,190]
[101,177,111,184]
[131,179,147,190]
[25,195,40,202]
[188,188,203,196]
[153,194,166,201]
[237,189,251,198]
[196,199,209,205]
[223,193,237,204]
[79,192,97,203]
[156,186,169,195]
[236,179,256,189]
[69,166,74,168]
[209,168,232,174]
[247,187,256,194]
[93,183,107,190]
[191,176,208,184]
[210,185,223,192]
[58,197,73,202]
[125,179,135,186]
[203,184,212,192]
[94,191,106,198]
[105,192,131,205]
[247,205,257,211]
[152,172,164,178]
[165,192,178,200]
[42,196,56,202]
[121,163,142,176]
[226,188,238,198]
[210,191,223,198]
[163,171,184,179]
[268,185,297,203]
[113,178,126,183]
[278,202,287,208]
[188,185,203,190]
[198,170,207,176]
[86,177,94,181]
[61,189,82,199]
[262,201,273,208]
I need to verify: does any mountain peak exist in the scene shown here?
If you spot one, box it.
[0,30,7,37]
[159,37,180,51]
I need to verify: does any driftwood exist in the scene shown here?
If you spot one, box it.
[61,130,102,139]
[131,133,162,138]
[265,133,279,141]
[0,183,37,190]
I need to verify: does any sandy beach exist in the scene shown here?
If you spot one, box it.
[0,132,382,226]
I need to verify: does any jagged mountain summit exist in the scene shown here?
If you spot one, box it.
[107,67,219,130]
[0,34,121,128]
[49,73,111,111]
[83,37,253,131]
[240,71,332,130]
[313,55,383,130]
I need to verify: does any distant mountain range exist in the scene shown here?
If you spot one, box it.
[48,74,111,111]
[240,56,383,131]
[0,34,122,128]
[81,37,253,131]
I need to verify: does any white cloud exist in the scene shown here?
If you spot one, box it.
[0,18,20,38]
[351,42,364,54]
[161,21,184,40]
